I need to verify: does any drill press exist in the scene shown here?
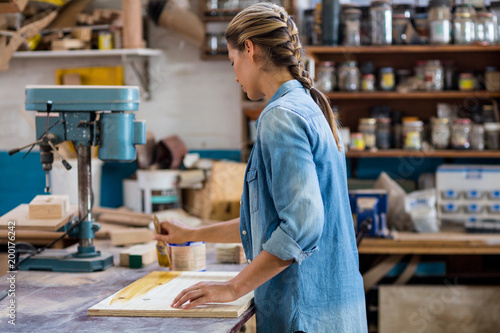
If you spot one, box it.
[12,85,145,272]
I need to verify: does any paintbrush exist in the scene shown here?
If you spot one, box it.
[153,215,171,268]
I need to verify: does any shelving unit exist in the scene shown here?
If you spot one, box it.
[306,44,500,131]
[345,149,500,158]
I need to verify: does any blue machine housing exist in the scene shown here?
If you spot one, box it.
[349,189,389,237]
[26,85,145,161]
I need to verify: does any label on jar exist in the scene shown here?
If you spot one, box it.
[459,77,474,91]
[404,131,421,149]
[430,21,451,43]
[381,73,395,90]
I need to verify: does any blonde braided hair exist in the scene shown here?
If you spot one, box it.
[225,3,342,151]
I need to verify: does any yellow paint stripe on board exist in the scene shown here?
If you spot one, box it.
[110,271,182,305]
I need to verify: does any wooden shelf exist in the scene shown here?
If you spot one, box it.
[345,149,500,158]
[12,48,163,58]
[326,91,500,100]
[306,45,500,55]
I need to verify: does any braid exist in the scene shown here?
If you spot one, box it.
[226,3,342,151]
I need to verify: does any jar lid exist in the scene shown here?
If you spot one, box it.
[455,3,475,8]
[484,122,500,131]
[380,67,394,73]
[454,11,473,18]
[377,117,392,124]
[393,13,407,19]
[342,60,357,66]
[485,66,498,72]
[453,118,471,124]
[460,72,474,77]
[318,61,335,67]
[362,73,375,78]
[396,69,412,75]
[360,118,377,125]
[344,8,362,15]
[478,11,494,17]
[403,116,419,122]
[483,105,493,111]
[351,132,364,138]
[432,117,450,124]
[404,121,424,126]
[426,60,442,66]
[415,60,426,66]
[429,0,450,7]
[371,0,391,7]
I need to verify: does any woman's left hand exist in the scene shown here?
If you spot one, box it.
[171,281,239,309]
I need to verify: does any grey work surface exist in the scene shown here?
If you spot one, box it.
[0,242,253,333]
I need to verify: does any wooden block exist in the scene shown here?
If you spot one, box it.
[62,73,82,85]
[51,38,85,51]
[94,207,152,227]
[119,241,157,268]
[379,285,500,333]
[110,228,153,246]
[95,222,129,239]
[29,195,70,219]
[0,204,77,231]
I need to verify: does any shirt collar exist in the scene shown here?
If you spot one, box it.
[255,80,304,128]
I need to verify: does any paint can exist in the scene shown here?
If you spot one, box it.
[169,242,206,271]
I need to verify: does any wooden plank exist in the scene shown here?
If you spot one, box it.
[95,222,130,239]
[306,44,500,54]
[94,207,152,227]
[345,149,500,159]
[325,91,500,100]
[88,271,254,318]
[0,204,77,231]
[358,232,500,255]
[379,286,500,333]
[119,241,157,268]
[29,194,69,219]
[109,228,153,246]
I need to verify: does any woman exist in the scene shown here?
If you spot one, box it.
[153,3,367,332]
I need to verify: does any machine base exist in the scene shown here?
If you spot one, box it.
[19,249,114,272]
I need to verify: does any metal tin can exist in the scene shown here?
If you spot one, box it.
[169,242,206,271]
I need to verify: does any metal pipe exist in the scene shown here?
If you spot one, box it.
[77,144,93,249]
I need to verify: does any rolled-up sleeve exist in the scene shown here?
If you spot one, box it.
[258,107,324,265]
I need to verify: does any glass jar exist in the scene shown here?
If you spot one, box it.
[431,117,450,149]
[428,0,452,44]
[342,8,362,46]
[476,10,497,45]
[453,4,476,45]
[484,122,500,149]
[424,60,444,91]
[379,67,395,91]
[206,33,218,55]
[459,72,475,91]
[414,13,430,44]
[338,61,360,91]
[403,120,424,150]
[470,124,485,150]
[315,62,336,92]
[370,0,392,45]
[361,74,376,91]
[359,118,377,149]
[443,60,457,90]
[414,60,426,82]
[207,0,219,15]
[392,14,409,44]
[376,117,392,149]
[491,1,500,44]
[451,118,471,149]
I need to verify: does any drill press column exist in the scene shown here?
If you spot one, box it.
[77,143,96,256]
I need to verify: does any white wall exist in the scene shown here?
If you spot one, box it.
[0,2,242,151]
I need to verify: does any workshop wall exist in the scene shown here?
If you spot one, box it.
[0,0,242,152]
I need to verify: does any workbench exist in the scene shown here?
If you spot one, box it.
[358,232,500,291]
[0,242,254,333]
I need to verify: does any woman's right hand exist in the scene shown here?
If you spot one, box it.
[152,218,196,244]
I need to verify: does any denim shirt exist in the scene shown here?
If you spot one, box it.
[239,80,367,333]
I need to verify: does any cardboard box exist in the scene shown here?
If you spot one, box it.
[183,161,246,221]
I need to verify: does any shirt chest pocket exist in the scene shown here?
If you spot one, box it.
[246,168,259,214]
